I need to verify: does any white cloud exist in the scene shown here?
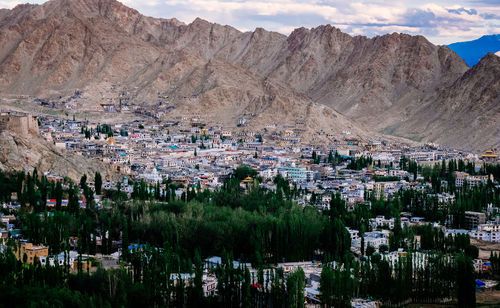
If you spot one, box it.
[0,0,34,8]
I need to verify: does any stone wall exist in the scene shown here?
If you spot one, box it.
[0,111,39,136]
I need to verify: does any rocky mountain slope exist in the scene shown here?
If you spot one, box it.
[0,0,498,150]
[393,53,500,149]
[0,130,112,181]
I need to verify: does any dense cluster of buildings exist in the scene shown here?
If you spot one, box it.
[1,112,499,305]
[32,114,500,234]
[36,115,498,203]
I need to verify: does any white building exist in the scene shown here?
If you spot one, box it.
[352,231,389,252]
[39,253,75,269]
[346,227,360,241]
[470,224,500,242]
[370,216,395,229]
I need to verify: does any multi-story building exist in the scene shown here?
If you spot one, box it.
[464,211,486,230]
[455,172,491,188]
[454,172,469,188]
[279,166,308,182]
[467,175,491,187]
[470,224,500,242]
[352,231,389,253]
[346,227,359,241]
[15,242,49,264]
[370,216,395,229]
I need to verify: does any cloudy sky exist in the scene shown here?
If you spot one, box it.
[1,0,499,45]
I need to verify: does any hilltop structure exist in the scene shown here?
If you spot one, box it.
[0,111,39,136]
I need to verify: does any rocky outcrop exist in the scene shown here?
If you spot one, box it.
[0,130,113,181]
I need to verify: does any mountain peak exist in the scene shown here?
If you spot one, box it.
[474,52,500,68]
[191,17,210,25]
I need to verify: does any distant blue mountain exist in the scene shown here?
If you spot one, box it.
[447,34,500,67]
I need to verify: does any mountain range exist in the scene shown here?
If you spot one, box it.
[0,0,498,151]
[448,34,500,67]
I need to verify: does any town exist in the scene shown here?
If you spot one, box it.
[1,109,500,307]
[0,0,498,305]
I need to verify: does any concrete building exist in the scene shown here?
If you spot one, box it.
[470,224,500,242]
[15,242,49,264]
[464,211,486,230]
[346,227,360,241]
[370,216,395,229]
[352,231,389,253]
[279,166,309,182]
[455,171,491,188]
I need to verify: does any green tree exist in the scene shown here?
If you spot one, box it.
[456,253,476,307]
[286,267,305,308]
[366,245,375,257]
[121,218,129,261]
[55,181,63,211]
[68,184,79,214]
[94,172,102,195]
[80,174,87,190]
